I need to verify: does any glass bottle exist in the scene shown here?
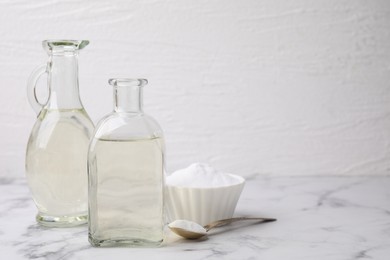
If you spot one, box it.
[25,40,94,227]
[88,78,165,247]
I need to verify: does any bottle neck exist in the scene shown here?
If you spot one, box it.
[47,53,83,110]
[114,86,143,113]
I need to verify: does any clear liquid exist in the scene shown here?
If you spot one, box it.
[26,109,94,226]
[88,137,164,247]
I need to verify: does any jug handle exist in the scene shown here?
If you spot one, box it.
[27,64,49,115]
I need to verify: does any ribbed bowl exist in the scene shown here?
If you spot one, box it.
[165,174,245,226]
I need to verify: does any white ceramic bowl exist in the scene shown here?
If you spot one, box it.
[165,174,245,226]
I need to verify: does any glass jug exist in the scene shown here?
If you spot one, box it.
[88,78,165,247]
[25,40,94,227]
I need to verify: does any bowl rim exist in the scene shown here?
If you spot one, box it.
[165,173,245,190]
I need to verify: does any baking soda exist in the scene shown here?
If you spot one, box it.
[166,163,241,188]
[168,219,207,234]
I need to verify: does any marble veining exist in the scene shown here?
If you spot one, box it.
[0,176,389,260]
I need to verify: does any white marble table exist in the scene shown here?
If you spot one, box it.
[1,175,389,260]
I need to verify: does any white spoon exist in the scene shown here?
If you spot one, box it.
[168,217,276,239]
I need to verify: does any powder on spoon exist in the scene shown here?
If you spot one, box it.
[166,163,241,188]
[168,219,207,235]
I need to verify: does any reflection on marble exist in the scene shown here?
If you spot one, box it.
[0,176,389,259]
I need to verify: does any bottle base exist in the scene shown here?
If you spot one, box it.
[88,233,163,248]
[36,212,87,228]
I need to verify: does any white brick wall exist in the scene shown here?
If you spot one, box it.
[1,0,390,178]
